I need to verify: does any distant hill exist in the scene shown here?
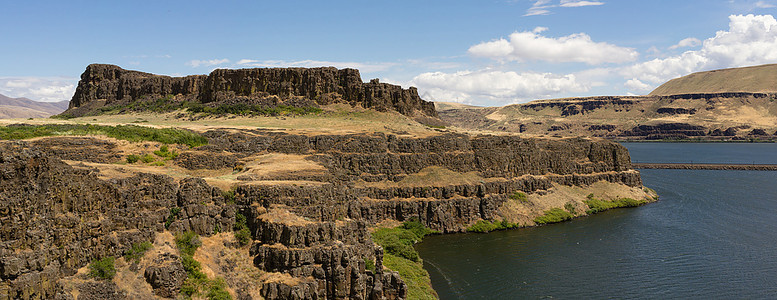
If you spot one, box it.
[650,64,777,95]
[0,94,68,118]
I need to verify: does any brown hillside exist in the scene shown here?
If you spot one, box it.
[650,64,777,95]
[0,93,68,118]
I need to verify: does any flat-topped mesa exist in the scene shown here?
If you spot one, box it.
[68,64,437,117]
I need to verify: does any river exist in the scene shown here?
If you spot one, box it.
[415,143,777,299]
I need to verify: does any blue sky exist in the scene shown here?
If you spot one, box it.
[2,0,777,106]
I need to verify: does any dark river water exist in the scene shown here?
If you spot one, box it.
[415,143,777,299]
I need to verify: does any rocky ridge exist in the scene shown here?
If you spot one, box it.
[65,64,437,119]
[439,92,777,140]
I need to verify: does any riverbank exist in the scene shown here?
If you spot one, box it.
[633,163,777,170]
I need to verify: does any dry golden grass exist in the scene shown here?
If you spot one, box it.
[9,104,443,138]
[357,166,486,189]
[257,206,314,226]
[650,64,777,95]
[497,173,651,226]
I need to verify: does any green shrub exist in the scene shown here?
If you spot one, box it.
[365,259,376,273]
[151,161,165,166]
[176,231,201,257]
[89,257,116,280]
[140,153,155,163]
[206,278,232,300]
[124,241,153,264]
[233,212,251,246]
[181,254,207,280]
[126,154,140,163]
[234,213,246,231]
[534,208,574,225]
[584,198,647,214]
[165,207,181,229]
[509,191,528,202]
[154,144,179,159]
[235,228,251,246]
[564,202,577,215]
[223,189,236,203]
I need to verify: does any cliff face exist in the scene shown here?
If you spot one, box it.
[68,64,437,118]
[0,127,647,299]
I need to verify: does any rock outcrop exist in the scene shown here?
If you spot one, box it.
[66,64,437,118]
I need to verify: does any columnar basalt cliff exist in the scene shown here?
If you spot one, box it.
[0,127,649,299]
[67,64,437,118]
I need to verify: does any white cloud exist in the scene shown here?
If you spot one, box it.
[624,78,652,91]
[559,0,604,7]
[525,0,553,16]
[0,77,77,102]
[235,59,397,73]
[525,0,604,16]
[755,1,776,8]
[468,29,638,65]
[669,37,702,49]
[623,14,777,91]
[186,58,230,68]
[410,69,588,104]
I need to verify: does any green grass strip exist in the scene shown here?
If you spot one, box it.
[0,124,207,147]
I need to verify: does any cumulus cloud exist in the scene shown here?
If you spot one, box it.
[186,58,230,68]
[236,59,397,73]
[468,28,638,65]
[669,37,702,49]
[623,14,777,91]
[410,69,588,104]
[624,78,652,92]
[525,0,604,16]
[0,77,77,102]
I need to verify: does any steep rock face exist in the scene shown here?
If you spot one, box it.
[202,131,632,182]
[0,143,234,299]
[0,129,644,300]
[67,64,437,118]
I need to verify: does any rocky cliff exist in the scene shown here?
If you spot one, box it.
[66,64,437,118]
[0,125,651,299]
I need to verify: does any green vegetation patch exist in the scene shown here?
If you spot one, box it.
[176,231,202,257]
[372,220,432,262]
[466,219,520,233]
[509,191,528,203]
[124,241,153,264]
[383,254,438,300]
[88,256,116,280]
[186,102,322,117]
[534,208,574,225]
[233,212,251,246]
[0,124,207,147]
[372,220,437,300]
[175,231,233,300]
[154,144,179,159]
[584,197,647,215]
